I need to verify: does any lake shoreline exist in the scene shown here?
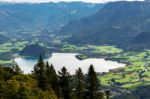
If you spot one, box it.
[15,53,126,74]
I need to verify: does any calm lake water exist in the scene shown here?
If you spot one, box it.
[14,53,126,74]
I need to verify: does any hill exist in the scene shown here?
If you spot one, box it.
[20,44,47,58]
[60,1,150,50]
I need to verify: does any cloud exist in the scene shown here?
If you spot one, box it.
[0,0,144,3]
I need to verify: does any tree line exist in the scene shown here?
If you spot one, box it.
[0,56,110,99]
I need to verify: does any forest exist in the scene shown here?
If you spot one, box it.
[0,56,110,99]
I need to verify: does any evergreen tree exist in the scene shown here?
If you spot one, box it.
[86,65,100,99]
[46,62,59,96]
[45,62,52,89]
[33,55,47,90]
[74,68,85,99]
[106,90,111,99]
[58,67,72,99]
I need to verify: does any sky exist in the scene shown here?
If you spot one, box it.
[0,0,144,3]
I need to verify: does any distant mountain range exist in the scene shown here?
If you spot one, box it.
[60,1,150,50]
[1,1,150,50]
[0,2,104,33]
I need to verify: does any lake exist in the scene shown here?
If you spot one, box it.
[14,53,126,74]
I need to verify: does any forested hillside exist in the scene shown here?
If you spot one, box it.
[0,2,103,33]
[60,1,150,50]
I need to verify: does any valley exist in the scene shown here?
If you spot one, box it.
[1,30,150,92]
[2,36,150,93]
[1,1,150,99]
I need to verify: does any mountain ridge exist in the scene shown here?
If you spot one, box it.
[60,1,150,50]
[0,2,104,33]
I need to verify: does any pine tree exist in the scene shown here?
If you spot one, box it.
[106,90,111,99]
[86,65,100,99]
[46,62,59,96]
[58,67,72,99]
[74,68,85,99]
[33,55,47,90]
[45,62,52,89]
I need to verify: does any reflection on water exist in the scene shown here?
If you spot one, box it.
[15,53,126,74]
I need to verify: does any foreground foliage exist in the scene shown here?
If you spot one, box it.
[0,56,109,99]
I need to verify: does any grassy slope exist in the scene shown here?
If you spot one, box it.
[100,50,150,90]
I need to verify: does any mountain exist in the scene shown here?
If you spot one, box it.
[0,2,104,33]
[60,1,150,50]
[132,32,150,44]
[0,34,9,43]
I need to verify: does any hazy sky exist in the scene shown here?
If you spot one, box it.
[0,0,144,3]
